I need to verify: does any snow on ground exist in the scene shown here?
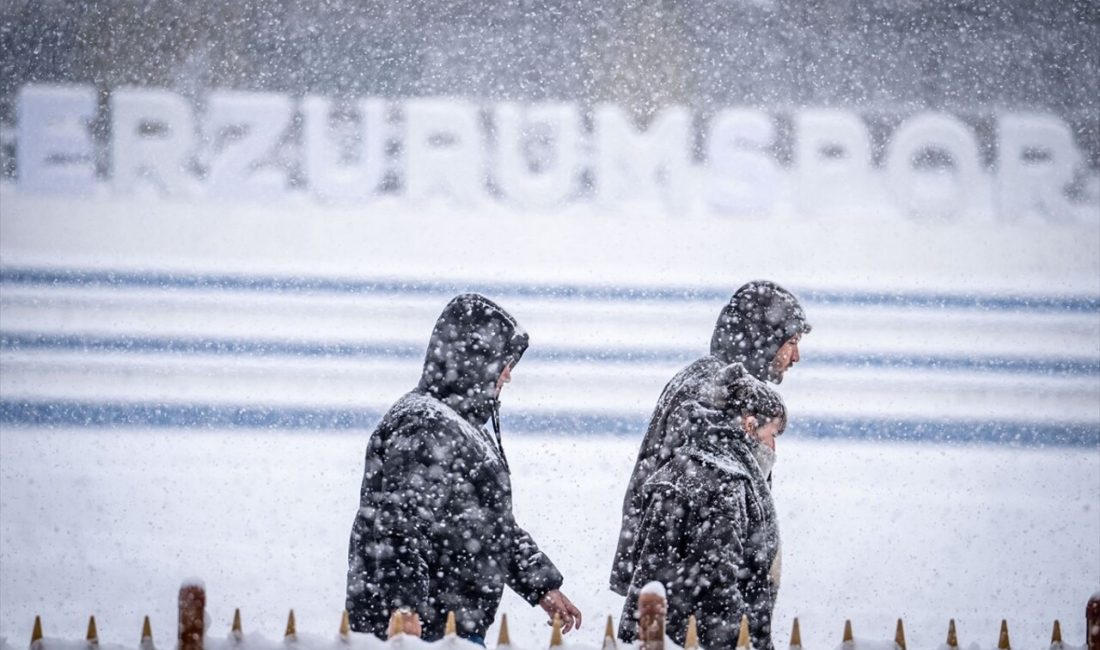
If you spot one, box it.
[1,429,1096,650]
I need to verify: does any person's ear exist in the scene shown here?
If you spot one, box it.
[742,414,758,434]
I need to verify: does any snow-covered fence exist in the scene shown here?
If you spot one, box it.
[20,584,1100,650]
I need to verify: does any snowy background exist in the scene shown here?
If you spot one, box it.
[2,191,1097,650]
[2,1,1099,648]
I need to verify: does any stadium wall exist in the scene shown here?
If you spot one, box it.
[1,184,1096,445]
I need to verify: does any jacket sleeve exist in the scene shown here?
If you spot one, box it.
[370,425,452,615]
[500,511,564,606]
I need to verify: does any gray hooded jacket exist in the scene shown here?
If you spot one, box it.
[609,280,809,596]
[346,294,563,641]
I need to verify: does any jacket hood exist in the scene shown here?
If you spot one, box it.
[706,362,787,425]
[710,280,811,382]
[418,293,529,425]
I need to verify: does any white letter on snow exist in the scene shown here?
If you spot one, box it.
[997,113,1083,222]
[706,109,780,217]
[111,87,197,196]
[403,99,485,205]
[494,102,581,209]
[885,112,985,220]
[17,84,99,194]
[203,90,294,199]
[794,109,874,219]
[302,96,387,202]
[594,105,691,212]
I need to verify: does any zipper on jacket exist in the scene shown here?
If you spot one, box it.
[490,400,511,473]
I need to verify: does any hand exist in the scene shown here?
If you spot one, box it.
[539,589,582,634]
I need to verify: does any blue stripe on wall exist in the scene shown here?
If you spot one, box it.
[1,400,1096,447]
[3,333,1097,376]
[3,266,1098,313]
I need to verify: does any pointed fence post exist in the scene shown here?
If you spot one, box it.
[549,614,564,648]
[231,610,243,644]
[445,612,457,638]
[30,616,43,650]
[1050,620,1063,649]
[86,616,99,648]
[603,616,618,650]
[141,616,155,650]
[178,582,205,650]
[736,615,750,650]
[637,583,667,650]
[387,611,403,639]
[790,618,802,649]
[843,620,854,645]
[339,610,350,643]
[947,620,958,649]
[497,614,512,648]
[998,620,1011,650]
[684,616,698,650]
[895,619,906,650]
[284,610,297,642]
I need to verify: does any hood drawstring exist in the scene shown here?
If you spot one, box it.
[490,399,511,473]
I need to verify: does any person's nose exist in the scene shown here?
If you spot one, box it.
[790,343,800,364]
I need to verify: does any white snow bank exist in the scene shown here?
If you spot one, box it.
[1,187,1097,296]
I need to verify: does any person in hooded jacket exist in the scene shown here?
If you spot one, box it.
[610,280,810,620]
[617,363,787,650]
[346,293,582,644]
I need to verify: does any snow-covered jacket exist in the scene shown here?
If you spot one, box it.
[346,294,563,641]
[617,403,780,650]
[610,281,809,596]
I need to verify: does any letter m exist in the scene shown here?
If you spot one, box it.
[594,105,691,212]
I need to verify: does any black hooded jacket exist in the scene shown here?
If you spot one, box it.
[616,402,780,650]
[346,294,563,641]
[610,281,809,596]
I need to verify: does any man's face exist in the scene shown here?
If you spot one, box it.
[769,334,802,383]
[494,364,513,397]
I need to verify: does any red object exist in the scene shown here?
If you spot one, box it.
[1087,594,1099,650]
[179,583,205,650]
[637,591,667,650]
